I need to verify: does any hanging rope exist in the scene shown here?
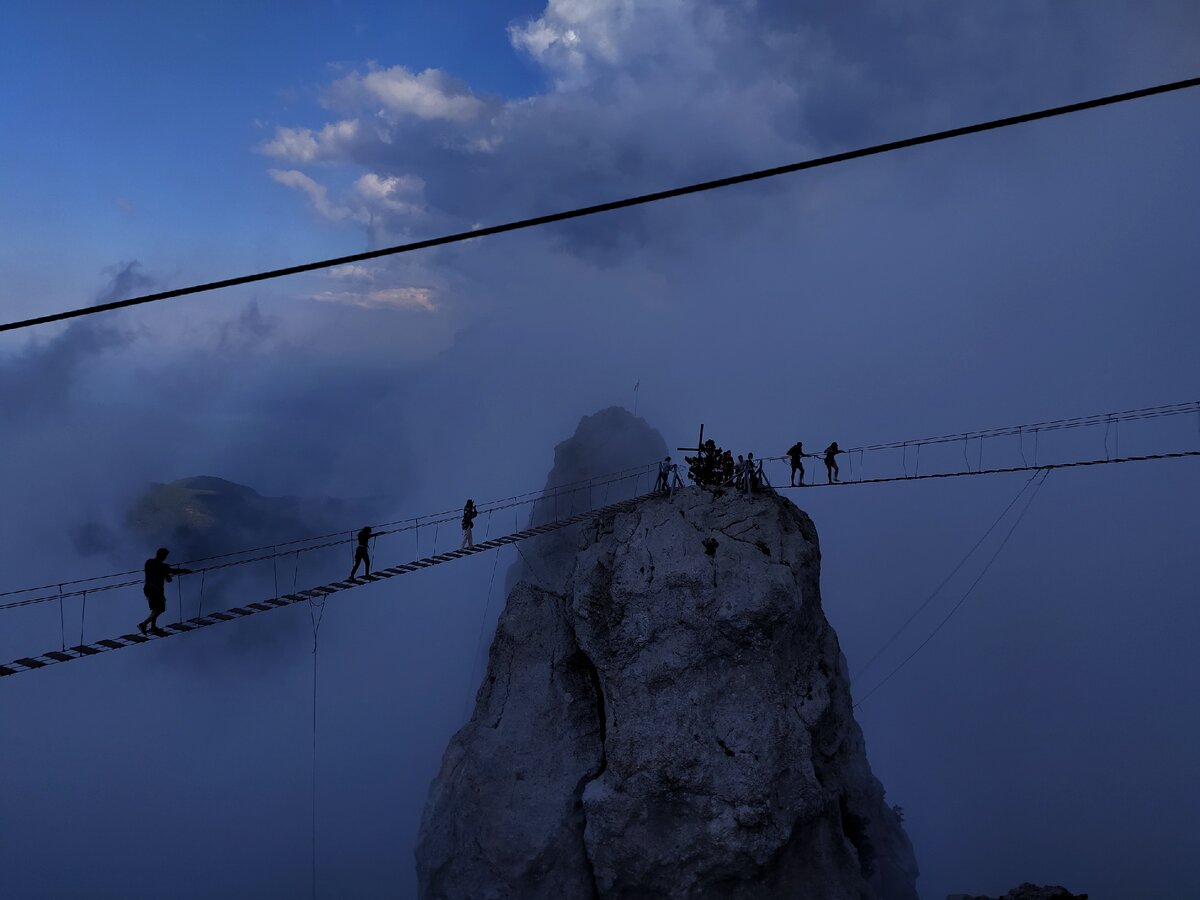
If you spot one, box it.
[465,548,503,720]
[197,571,207,619]
[306,588,328,900]
[57,585,65,652]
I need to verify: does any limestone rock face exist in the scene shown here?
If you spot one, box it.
[416,486,919,899]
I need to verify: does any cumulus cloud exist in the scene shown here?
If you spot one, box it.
[259,119,363,163]
[325,65,487,122]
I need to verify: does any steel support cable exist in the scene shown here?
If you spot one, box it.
[853,469,1051,709]
[465,547,503,719]
[757,401,1200,469]
[3,76,1198,334]
[0,461,659,607]
[0,460,655,600]
[851,472,1041,682]
[2,450,1191,613]
[772,449,1200,490]
[12,399,1190,603]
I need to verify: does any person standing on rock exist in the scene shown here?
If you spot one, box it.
[823,442,842,483]
[461,500,478,549]
[350,526,376,578]
[787,441,806,486]
[654,457,671,494]
[138,548,191,635]
[745,452,757,493]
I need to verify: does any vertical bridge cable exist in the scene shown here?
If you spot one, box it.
[854,469,1051,709]
[465,548,504,720]
[58,585,65,652]
[78,591,87,649]
[306,590,327,900]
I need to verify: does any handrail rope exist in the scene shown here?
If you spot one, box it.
[9,399,1196,601]
[772,450,1200,490]
[0,464,658,609]
[756,401,1200,464]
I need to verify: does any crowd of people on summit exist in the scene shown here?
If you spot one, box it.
[658,437,844,496]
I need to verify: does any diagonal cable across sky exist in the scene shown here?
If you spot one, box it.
[1,75,1197,335]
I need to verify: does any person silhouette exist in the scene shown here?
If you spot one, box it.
[138,548,191,635]
[460,500,478,549]
[654,457,671,493]
[350,526,376,578]
[735,454,746,489]
[745,452,757,493]
[787,441,806,486]
[823,442,841,483]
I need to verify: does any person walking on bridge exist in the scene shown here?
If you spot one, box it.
[823,442,842,484]
[461,499,478,549]
[787,441,806,486]
[138,548,191,636]
[350,526,377,578]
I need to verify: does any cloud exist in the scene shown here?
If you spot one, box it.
[312,286,435,311]
[268,168,355,221]
[259,119,364,163]
[0,261,149,420]
[326,65,487,122]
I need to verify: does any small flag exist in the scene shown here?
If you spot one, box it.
[634,380,640,392]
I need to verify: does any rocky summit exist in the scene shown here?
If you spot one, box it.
[416,479,918,899]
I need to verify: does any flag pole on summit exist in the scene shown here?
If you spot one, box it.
[633,380,640,416]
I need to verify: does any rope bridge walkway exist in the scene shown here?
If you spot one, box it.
[0,493,654,679]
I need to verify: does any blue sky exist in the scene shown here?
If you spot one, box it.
[2,2,1199,898]
[0,0,545,316]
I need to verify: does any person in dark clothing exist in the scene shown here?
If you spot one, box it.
[654,457,671,493]
[460,500,478,549]
[823,442,842,483]
[787,441,806,486]
[139,548,191,635]
[350,526,376,578]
